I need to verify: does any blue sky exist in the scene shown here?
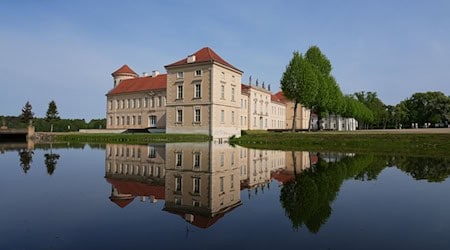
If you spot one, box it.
[1,0,449,120]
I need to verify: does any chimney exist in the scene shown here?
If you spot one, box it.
[152,70,160,77]
[142,72,148,77]
[187,55,196,63]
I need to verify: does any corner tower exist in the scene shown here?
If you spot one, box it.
[111,64,138,87]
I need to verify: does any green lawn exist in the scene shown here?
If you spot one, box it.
[230,131,450,158]
[49,133,211,144]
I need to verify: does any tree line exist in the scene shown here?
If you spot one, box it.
[281,46,450,130]
[1,100,106,132]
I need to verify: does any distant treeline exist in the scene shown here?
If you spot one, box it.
[0,115,106,132]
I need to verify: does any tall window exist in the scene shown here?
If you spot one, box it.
[193,177,200,194]
[176,152,182,167]
[194,83,201,98]
[231,87,235,101]
[230,174,234,189]
[231,111,235,124]
[148,146,156,158]
[221,110,225,123]
[194,108,201,123]
[177,109,183,123]
[138,115,142,125]
[127,116,130,125]
[177,72,184,79]
[132,116,135,125]
[109,116,112,125]
[175,176,182,192]
[221,85,225,99]
[150,97,154,107]
[220,153,224,167]
[115,100,119,109]
[127,99,130,109]
[221,72,225,79]
[116,116,119,126]
[193,153,200,168]
[149,115,157,127]
[220,177,224,192]
[137,98,141,108]
[159,96,163,107]
[177,85,183,99]
[143,98,148,108]
[108,101,112,110]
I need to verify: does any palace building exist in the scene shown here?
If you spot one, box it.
[106,47,356,139]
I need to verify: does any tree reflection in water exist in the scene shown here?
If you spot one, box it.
[18,149,33,174]
[280,153,450,233]
[44,153,60,175]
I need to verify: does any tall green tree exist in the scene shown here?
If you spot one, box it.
[46,100,60,132]
[281,51,318,131]
[46,100,60,121]
[401,91,450,127]
[19,101,34,123]
[354,91,387,129]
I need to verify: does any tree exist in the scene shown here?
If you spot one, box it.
[281,51,318,131]
[20,101,34,123]
[46,100,60,121]
[401,91,450,127]
[46,100,60,132]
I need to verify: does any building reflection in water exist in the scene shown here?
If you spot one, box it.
[104,142,320,228]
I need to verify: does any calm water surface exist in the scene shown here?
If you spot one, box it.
[1,142,449,250]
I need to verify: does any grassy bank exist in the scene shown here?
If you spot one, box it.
[45,133,211,144]
[230,131,450,158]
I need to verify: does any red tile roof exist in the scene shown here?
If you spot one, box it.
[107,74,167,95]
[107,178,165,200]
[112,64,138,76]
[165,47,242,72]
[273,91,289,103]
[110,197,134,208]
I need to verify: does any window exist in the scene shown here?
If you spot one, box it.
[254,100,257,113]
[231,87,235,101]
[148,146,156,158]
[220,153,224,167]
[221,85,225,99]
[220,177,224,192]
[177,109,183,123]
[231,152,235,165]
[150,97,154,107]
[108,101,112,110]
[194,108,201,123]
[195,69,202,76]
[221,110,225,124]
[193,200,200,207]
[221,72,225,79]
[137,98,141,108]
[143,98,148,108]
[194,83,201,98]
[138,115,142,125]
[126,116,130,125]
[177,85,183,99]
[193,153,200,168]
[177,72,184,79]
[121,116,125,125]
[127,99,130,109]
[149,115,157,127]
[159,96,163,107]
[115,100,119,109]
[231,174,234,189]
[175,176,182,192]
[232,75,235,82]
[116,116,120,126]
[193,177,200,194]
[131,99,135,109]
[132,116,135,125]
[231,111,235,124]
[240,99,243,108]
[109,116,112,125]
[176,152,182,167]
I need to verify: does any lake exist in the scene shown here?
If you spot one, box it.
[1,142,449,250]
